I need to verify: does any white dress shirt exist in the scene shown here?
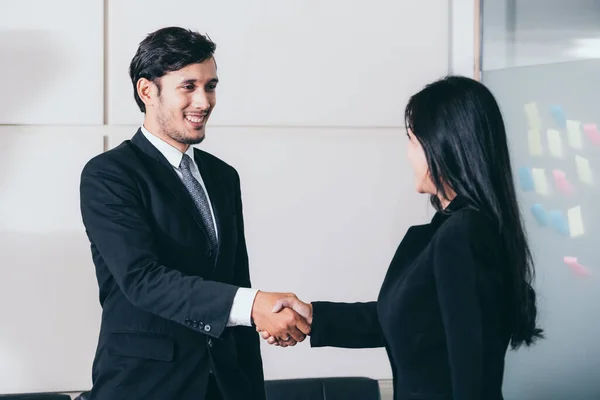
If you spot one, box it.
[141,126,257,327]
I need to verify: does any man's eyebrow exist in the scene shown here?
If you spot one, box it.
[180,78,219,85]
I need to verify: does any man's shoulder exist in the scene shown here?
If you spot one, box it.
[194,147,239,178]
[82,140,138,178]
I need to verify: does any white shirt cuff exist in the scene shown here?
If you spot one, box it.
[227,288,259,327]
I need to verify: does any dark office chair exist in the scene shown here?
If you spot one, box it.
[0,394,71,400]
[72,377,381,400]
[265,377,381,400]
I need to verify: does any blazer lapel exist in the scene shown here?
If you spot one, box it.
[129,130,211,245]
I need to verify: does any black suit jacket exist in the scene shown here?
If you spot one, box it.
[79,130,264,400]
[310,198,511,400]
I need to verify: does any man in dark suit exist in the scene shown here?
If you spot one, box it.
[79,27,310,400]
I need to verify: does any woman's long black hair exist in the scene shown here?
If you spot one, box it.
[405,75,543,349]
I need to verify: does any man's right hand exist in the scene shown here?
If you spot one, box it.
[251,291,311,346]
[258,296,313,347]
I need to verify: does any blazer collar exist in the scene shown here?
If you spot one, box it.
[130,130,215,245]
[431,195,470,227]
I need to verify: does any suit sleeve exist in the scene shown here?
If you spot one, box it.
[310,301,385,349]
[229,170,266,400]
[79,158,238,338]
[433,212,487,400]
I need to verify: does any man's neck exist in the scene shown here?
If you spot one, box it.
[142,121,189,153]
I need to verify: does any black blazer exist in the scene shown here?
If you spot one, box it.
[310,198,511,400]
[79,130,264,400]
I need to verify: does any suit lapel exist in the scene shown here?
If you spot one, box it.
[130,131,211,244]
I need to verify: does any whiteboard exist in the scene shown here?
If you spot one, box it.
[483,59,600,400]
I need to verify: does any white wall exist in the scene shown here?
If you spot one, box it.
[450,0,477,77]
[0,0,453,394]
[0,1,104,124]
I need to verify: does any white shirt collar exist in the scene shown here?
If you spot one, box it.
[140,125,196,169]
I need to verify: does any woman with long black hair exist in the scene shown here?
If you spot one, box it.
[260,76,543,400]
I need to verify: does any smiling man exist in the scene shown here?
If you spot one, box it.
[79,27,310,400]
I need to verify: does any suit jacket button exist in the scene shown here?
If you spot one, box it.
[192,321,199,328]
[208,339,213,347]
[185,319,192,326]
[204,325,212,332]
[205,249,213,258]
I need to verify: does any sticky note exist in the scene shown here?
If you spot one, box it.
[551,106,567,129]
[567,206,584,237]
[549,210,569,236]
[547,129,563,158]
[524,102,541,129]
[528,128,543,156]
[518,167,534,191]
[584,124,600,146]
[531,168,549,195]
[552,170,574,196]
[531,204,548,226]
[575,155,593,185]
[566,120,583,149]
[564,256,591,276]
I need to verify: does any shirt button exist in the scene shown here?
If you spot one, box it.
[204,324,212,332]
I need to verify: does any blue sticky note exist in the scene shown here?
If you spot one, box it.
[551,106,567,129]
[531,204,548,226]
[518,167,534,191]
[549,210,569,236]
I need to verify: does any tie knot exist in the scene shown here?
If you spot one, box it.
[179,154,194,171]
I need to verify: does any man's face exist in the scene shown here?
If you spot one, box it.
[144,58,218,148]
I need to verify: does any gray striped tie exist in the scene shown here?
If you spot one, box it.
[179,154,218,250]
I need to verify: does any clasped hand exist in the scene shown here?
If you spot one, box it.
[252,292,312,347]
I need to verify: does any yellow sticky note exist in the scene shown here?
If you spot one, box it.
[528,129,543,156]
[547,129,563,158]
[531,168,549,195]
[567,206,584,237]
[575,155,593,185]
[566,120,583,149]
[524,102,541,129]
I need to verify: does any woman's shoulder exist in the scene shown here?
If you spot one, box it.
[436,207,499,245]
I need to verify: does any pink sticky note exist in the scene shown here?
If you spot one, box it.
[552,170,574,196]
[564,256,592,276]
[584,124,600,146]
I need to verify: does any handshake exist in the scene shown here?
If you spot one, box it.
[251,291,312,347]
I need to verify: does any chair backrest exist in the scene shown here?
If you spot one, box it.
[46,377,382,400]
[265,377,381,400]
[0,394,71,400]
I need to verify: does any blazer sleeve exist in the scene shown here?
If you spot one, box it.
[310,301,385,349]
[432,211,491,400]
[79,157,238,339]
[229,170,265,400]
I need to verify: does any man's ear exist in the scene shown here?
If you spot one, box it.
[137,78,158,109]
